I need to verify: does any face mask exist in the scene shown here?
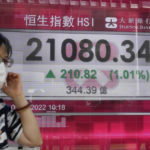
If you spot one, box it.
[0,61,7,89]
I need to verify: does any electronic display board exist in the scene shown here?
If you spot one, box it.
[1,0,150,150]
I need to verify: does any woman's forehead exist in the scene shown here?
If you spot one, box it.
[0,43,8,58]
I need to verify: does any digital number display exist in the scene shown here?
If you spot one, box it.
[26,38,150,63]
[1,31,150,99]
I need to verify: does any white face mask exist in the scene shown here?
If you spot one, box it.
[0,61,7,89]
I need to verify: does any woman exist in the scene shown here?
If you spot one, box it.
[0,33,42,149]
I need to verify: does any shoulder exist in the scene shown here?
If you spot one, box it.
[0,98,11,113]
[0,98,6,109]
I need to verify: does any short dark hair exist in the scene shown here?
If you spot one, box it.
[0,33,12,58]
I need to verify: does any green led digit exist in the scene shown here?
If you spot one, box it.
[74,70,80,79]
[84,69,90,79]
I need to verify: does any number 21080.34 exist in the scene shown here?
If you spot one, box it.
[26,38,150,63]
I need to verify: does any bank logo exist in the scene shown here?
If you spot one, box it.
[105,17,118,29]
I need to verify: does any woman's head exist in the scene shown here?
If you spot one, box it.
[0,34,13,67]
[0,33,12,59]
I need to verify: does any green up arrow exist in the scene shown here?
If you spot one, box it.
[46,70,56,78]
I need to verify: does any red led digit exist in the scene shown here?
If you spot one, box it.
[80,0,90,6]
[60,0,70,5]
[101,0,110,7]
[111,0,120,8]
[130,0,139,8]
[121,0,130,8]
[90,0,100,7]
[49,0,59,4]
[141,0,150,8]
[39,0,49,4]
[70,0,80,5]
